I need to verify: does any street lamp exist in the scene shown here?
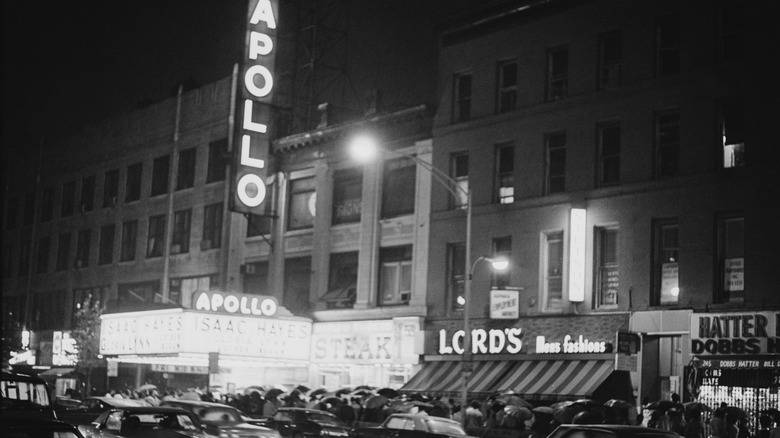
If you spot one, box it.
[349,135,508,426]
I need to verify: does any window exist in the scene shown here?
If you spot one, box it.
[170,275,215,305]
[288,177,316,230]
[284,257,312,315]
[453,72,472,122]
[381,157,416,218]
[448,243,466,312]
[546,46,568,101]
[721,101,745,168]
[545,132,567,194]
[171,209,191,254]
[81,175,95,212]
[5,197,19,229]
[492,237,512,289]
[75,229,91,268]
[332,168,362,225]
[450,152,469,209]
[36,236,50,274]
[176,147,197,190]
[41,188,54,221]
[120,220,137,262]
[379,246,412,306]
[719,2,744,61]
[118,280,160,306]
[102,169,119,207]
[598,30,622,89]
[98,224,115,265]
[716,214,744,303]
[56,233,71,271]
[32,291,66,330]
[495,143,514,204]
[656,16,681,76]
[125,162,142,202]
[18,240,31,277]
[654,219,679,305]
[146,215,165,258]
[322,252,358,309]
[151,155,170,196]
[243,261,269,295]
[597,123,621,186]
[202,203,222,250]
[497,60,517,113]
[246,214,271,237]
[543,231,564,310]
[595,227,619,308]
[72,286,109,319]
[61,181,76,217]
[206,139,227,183]
[655,111,680,178]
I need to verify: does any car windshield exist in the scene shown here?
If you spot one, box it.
[199,407,241,422]
[426,419,466,436]
[1,379,51,408]
[126,413,200,431]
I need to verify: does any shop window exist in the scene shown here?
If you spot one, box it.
[598,30,622,89]
[171,209,191,254]
[448,243,466,313]
[206,139,227,183]
[146,215,165,258]
[284,256,312,315]
[322,251,358,309]
[5,196,19,229]
[170,275,215,306]
[81,175,95,212]
[497,60,517,113]
[125,162,142,202]
[379,246,412,306]
[56,232,71,271]
[32,290,66,330]
[597,123,621,186]
[176,147,197,190]
[492,236,512,289]
[653,219,679,305]
[718,1,744,62]
[495,143,514,204]
[546,46,568,101]
[41,188,55,221]
[151,154,170,197]
[450,152,469,209]
[118,280,160,306]
[102,169,119,208]
[120,220,137,262]
[202,203,222,250]
[654,111,680,178]
[18,240,30,277]
[23,191,36,225]
[542,231,564,310]
[36,236,50,274]
[453,72,472,122]
[721,101,745,169]
[288,177,316,230]
[545,131,566,194]
[332,168,362,225]
[656,15,681,77]
[75,229,91,269]
[716,213,744,303]
[61,181,76,217]
[595,227,619,308]
[98,224,115,265]
[381,157,416,219]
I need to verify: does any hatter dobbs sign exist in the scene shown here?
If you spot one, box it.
[690,312,780,355]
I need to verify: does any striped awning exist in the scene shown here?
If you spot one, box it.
[494,359,614,400]
[401,360,516,396]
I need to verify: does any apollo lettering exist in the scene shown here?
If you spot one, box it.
[194,291,277,317]
[438,328,523,355]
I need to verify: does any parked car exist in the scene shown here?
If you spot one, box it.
[78,406,208,438]
[160,399,282,438]
[57,396,150,426]
[253,407,352,438]
[2,417,85,438]
[546,425,682,438]
[351,413,474,438]
[1,371,57,420]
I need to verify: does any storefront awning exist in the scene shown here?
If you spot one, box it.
[495,359,617,401]
[401,360,516,396]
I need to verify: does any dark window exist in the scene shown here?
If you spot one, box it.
[125,162,142,202]
[597,123,621,186]
[495,143,514,204]
[56,233,71,271]
[206,139,227,183]
[75,229,91,268]
[379,245,412,306]
[322,251,358,309]
[598,30,622,89]
[120,220,137,262]
[655,111,680,178]
[61,181,76,217]
[595,227,619,308]
[450,152,469,209]
[448,243,466,313]
[716,214,744,304]
[492,236,512,289]
[98,224,115,265]
[171,209,191,254]
[23,192,36,225]
[246,214,271,237]
[81,175,95,212]
[118,280,160,306]
[546,46,568,101]
[545,132,567,194]
[721,101,745,168]
[284,257,312,315]
[151,155,170,196]
[719,2,744,61]
[497,60,517,113]
[381,157,416,218]
[32,291,66,330]
[18,240,31,277]
[332,168,363,225]
[41,188,55,221]
[288,177,316,230]
[243,262,269,295]
[147,215,165,258]
[202,203,222,250]
[653,219,679,305]
[176,147,197,190]
[656,16,681,76]
[36,236,51,274]
[5,197,19,229]
[102,169,119,207]
[454,73,472,122]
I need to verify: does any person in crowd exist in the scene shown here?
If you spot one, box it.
[736,416,751,438]
[710,404,728,438]
[670,409,687,435]
[724,411,740,438]
[648,410,663,429]
[769,413,780,438]
[757,415,772,438]
[464,400,484,434]
[684,409,705,438]
[263,393,280,417]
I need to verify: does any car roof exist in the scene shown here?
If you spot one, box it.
[277,407,338,416]
[554,425,680,436]
[2,371,47,384]
[89,397,149,406]
[162,399,236,409]
[113,406,195,414]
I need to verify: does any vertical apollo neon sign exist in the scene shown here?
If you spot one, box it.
[231,0,278,213]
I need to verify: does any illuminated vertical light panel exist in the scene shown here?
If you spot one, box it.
[230,0,278,213]
[568,208,587,302]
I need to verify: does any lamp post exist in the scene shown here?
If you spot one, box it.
[349,135,508,427]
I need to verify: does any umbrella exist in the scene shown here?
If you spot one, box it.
[243,386,265,396]
[504,405,534,421]
[354,385,376,391]
[552,400,601,424]
[362,394,390,409]
[294,385,311,394]
[604,399,634,409]
[495,394,533,408]
[335,388,353,397]
[683,402,712,414]
[643,400,681,413]
[321,396,344,406]
[532,406,554,415]
[136,384,157,392]
[265,388,284,400]
[572,410,606,424]
[308,388,328,399]
[377,388,400,398]
[387,399,434,413]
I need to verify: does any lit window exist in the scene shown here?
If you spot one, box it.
[721,101,745,168]
[450,153,469,209]
[595,227,619,308]
[492,237,512,289]
[654,220,679,305]
[543,231,564,309]
[717,214,744,303]
[379,246,412,306]
[288,177,316,230]
[495,143,514,204]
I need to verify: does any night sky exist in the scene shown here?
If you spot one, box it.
[3,1,466,160]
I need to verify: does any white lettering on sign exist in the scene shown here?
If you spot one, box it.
[193,291,277,316]
[313,335,393,361]
[535,335,607,354]
[438,328,523,355]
